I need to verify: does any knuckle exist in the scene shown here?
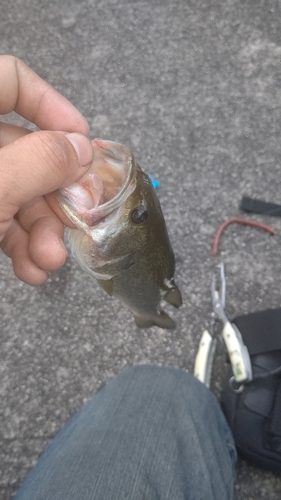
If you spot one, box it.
[30,131,75,178]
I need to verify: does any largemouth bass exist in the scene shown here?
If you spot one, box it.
[55,139,182,329]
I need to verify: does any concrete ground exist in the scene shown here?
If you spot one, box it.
[1,0,281,498]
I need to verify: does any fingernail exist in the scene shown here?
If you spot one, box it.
[66,133,93,167]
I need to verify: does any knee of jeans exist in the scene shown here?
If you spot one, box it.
[118,364,186,384]
[114,364,208,400]
[114,364,182,391]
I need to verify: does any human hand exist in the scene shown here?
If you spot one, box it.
[0,55,94,285]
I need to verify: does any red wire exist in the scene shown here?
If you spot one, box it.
[212,217,276,256]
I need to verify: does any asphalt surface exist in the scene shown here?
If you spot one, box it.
[1,0,281,498]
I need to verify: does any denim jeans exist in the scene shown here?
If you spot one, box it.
[15,365,236,500]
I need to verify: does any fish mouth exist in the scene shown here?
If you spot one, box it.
[55,139,137,228]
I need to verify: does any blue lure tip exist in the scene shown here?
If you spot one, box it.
[148,174,160,189]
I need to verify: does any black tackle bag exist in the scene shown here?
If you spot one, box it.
[221,308,281,473]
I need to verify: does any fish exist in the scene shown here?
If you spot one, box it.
[54,138,182,329]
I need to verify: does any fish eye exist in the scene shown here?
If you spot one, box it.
[131,206,149,224]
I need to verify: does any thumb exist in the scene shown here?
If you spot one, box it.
[0,130,93,219]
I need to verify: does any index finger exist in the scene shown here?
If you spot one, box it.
[0,55,89,134]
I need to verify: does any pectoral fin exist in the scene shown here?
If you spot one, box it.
[98,278,114,296]
[96,252,136,278]
[164,284,182,308]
